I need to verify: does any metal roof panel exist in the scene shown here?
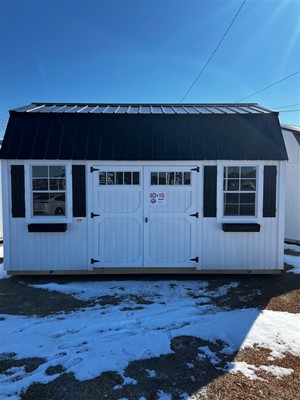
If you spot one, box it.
[0,110,287,161]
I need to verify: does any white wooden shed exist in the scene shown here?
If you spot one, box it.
[0,103,288,274]
[281,124,300,243]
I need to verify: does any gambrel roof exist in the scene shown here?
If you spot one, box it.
[0,103,288,161]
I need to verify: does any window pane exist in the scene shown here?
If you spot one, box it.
[32,178,48,190]
[226,167,239,178]
[226,179,239,191]
[167,172,174,185]
[241,167,256,179]
[159,172,166,185]
[224,204,238,215]
[107,172,115,185]
[49,193,65,216]
[32,166,48,178]
[225,193,239,204]
[240,205,255,216]
[49,166,65,178]
[175,172,182,185]
[99,172,106,185]
[240,193,255,204]
[124,172,132,185]
[133,172,139,185]
[184,172,191,185]
[151,172,158,185]
[49,179,66,190]
[33,193,50,215]
[116,172,123,185]
[241,179,256,191]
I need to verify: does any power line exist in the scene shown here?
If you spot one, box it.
[236,71,300,102]
[180,0,247,103]
[279,109,300,113]
[273,103,300,109]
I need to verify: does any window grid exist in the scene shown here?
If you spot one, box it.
[151,171,191,185]
[223,166,256,216]
[99,171,140,185]
[32,166,66,216]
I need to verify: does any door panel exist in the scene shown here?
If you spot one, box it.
[92,167,143,267]
[144,166,198,267]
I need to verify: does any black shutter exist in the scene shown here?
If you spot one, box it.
[263,166,277,217]
[72,165,86,217]
[203,166,217,217]
[11,165,25,218]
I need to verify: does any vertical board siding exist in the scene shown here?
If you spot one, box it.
[283,131,300,241]
[263,166,277,217]
[200,218,280,270]
[8,218,88,270]
[72,165,86,217]
[6,161,284,272]
[11,165,25,218]
[203,166,217,217]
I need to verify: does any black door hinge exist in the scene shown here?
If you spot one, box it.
[190,212,199,218]
[91,258,100,265]
[191,166,199,172]
[90,166,100,173]
[91,212,100,218]
[190,257,199,263]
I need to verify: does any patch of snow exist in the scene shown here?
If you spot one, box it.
[198,346,221,365]
[284,243,300,252]
[30,280,210,301]
[0,263,9,279]
[240,310,300,358]
[259,365,294,378]
[122,376,137,385]
[227,361,264,380]
[146,369,156,377]
[284,253,300,274]
[227,361,294,380]
[157,390,172,400]
[186,362,194,369]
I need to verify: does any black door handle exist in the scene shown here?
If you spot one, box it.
[145,217,148,223]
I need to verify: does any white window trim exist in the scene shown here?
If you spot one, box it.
[216,162,263,224]
[25,163,72,223]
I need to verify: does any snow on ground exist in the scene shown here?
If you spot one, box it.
[284,243,300,274]
[0,244,299,398]
[227,362,294,381]
[0,278,299,399]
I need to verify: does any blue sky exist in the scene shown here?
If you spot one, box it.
[0,0,299,133]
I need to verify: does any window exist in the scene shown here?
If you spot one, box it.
[151,171,191,185]
[223,166,256,216]
[32,166,66,216]
[99,171,140,185]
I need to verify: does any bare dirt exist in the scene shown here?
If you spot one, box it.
[0,253,299,400]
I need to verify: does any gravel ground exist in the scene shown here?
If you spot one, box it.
[0,251,299,400]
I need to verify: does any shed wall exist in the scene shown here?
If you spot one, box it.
[283,130,300,241]
[2,160,285,273]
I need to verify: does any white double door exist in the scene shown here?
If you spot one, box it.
[91,165,198,268]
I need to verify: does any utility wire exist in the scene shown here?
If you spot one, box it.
[179,0,246,103]
[279,109,300,113]
[273,103,300,109]
[236,71,300,102]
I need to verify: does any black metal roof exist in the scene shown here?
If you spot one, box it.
[0,103,288,161]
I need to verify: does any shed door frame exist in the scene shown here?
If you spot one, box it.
[91,164,200,268]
